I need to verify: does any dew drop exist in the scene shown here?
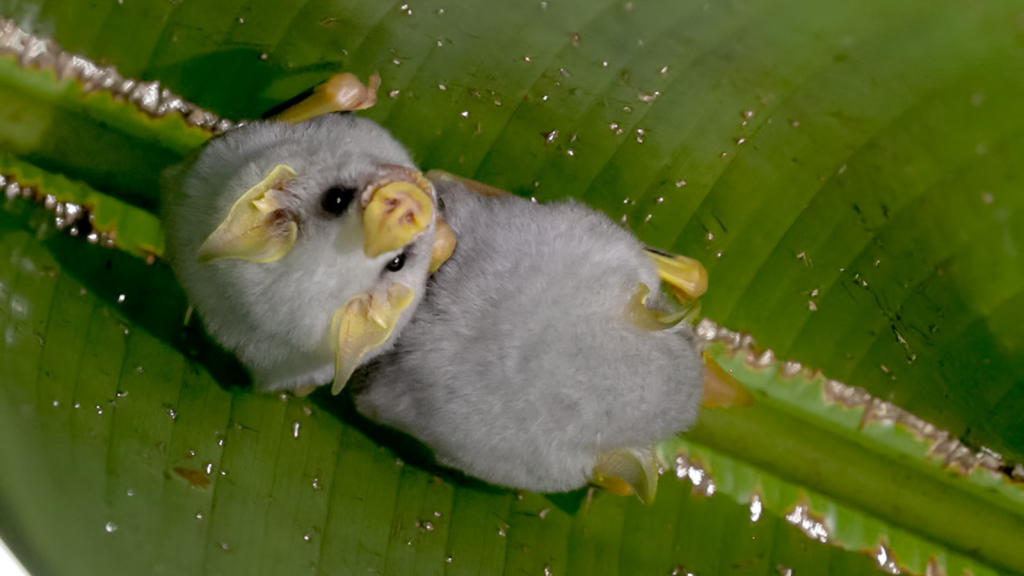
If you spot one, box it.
[303,406,312,416]
[292,421,301,438]
[742,110,754,119]
[446,557,453,563]
[220,541,230,551]
[542,130,558,144]
[434,511,442,517]
[559,68,570,77]
[523,55,532,62]
[623,106,633,113]
[609,122,619,131]
[719,151,728,158]
[498,527,507,537]
[312,477,322,490]
[675,180,687,187]
[205,462,213,474]
[569,32,581,46]
[196,512,203,520]
[389,89,401,98]
[438,84,447,91]
[303,534,312,542]
[749,494,762,522]
[424,522,435,531]
[735,137,746,145]
[460,111,469,118]
[52,400,59,407]
[539,508,549,519]
[706,232,714,241]
[566,149,574,156]
[655,197,664,204]
[167,408,177,420]
[104,522,117,533]
[117,294,125,303]
[392,59,401,66]
[601,61,609,67]
[126,489,134,496]
[660,66,669,75]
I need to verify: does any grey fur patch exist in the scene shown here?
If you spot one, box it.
[355,182,703,493]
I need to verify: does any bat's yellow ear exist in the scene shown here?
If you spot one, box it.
[592,447,659,505]
[331,284,415,394]
[701,351,754,409]
[429,217,456,273]
[198,164,298,264]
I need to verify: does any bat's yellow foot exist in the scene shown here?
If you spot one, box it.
[273,72,382,124]
[592,447,659,505]
[646,251,708,302]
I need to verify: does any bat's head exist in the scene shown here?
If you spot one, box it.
[162,114,440,392]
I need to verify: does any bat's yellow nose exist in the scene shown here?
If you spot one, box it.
[362,175,434,258]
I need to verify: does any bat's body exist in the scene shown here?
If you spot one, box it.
[355,181,703,495]
[162,115,436,392]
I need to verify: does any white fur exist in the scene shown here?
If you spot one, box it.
[161,114,435,391]
[355,182,703,493]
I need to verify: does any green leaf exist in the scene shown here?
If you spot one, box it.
[1,0,1023,575]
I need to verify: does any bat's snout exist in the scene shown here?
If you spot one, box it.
[361,166,434,258]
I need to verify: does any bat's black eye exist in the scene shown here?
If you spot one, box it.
[386,253,406,272]
[321,186,356,215]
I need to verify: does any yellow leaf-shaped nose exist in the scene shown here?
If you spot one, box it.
[362,180,434,258]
